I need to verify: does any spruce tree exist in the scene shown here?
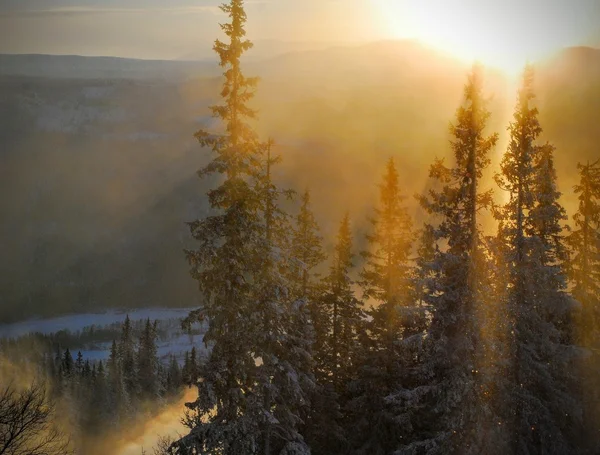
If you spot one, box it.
[119,315,137,399]
[347,158,417,454]
[189,346,198,386]
[289,189,326,302]
[83,359,91,378]
[107,339,128,426]
[167,355,183,394]
[528,140,580,451]
[494,65,580,454]
[75,351,84,376]
[493,65,546,453]
[181,351,191,387]
[287,190,340,455]
[182,3,263,447]
[402,64,498,454]
[304,214,361,455]
[137,319,160,400]
[361,158,414,307]
[413,225,438,308]
[252,139,315,454]
[360,157,416,356]
[322,214,363,392]
[569,160,600,324]
[61,348,74,378]
[568,160,600,446]
[88,360,110,431]
[177,2,313,453]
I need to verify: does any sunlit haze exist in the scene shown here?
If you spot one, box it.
[376,0,600,74]
[1,0,598,71]
[2,0,600,454]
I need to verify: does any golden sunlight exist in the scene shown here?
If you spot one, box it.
[377,0,589,76]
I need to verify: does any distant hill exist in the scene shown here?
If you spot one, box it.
[176,39,344,62]
[0,41,599,322]
[0,54,218,80]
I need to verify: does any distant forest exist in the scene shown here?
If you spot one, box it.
[162,1,600,454]
[1,315,199,454]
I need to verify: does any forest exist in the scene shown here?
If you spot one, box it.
[1,0,599,454]
[147,1,599,454]
[0,315,200,454]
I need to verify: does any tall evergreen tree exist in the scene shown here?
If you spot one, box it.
[347,158,417,454]
[494,65,580,454]
[107,339,128,425]
[304,214,361,455]
[188,346,198,386]
[361,158,414,307]
[75,351,84,376]
[251,139,315,454]
[87,360,110,431]
[569,160,600,323]
[400,65,498,454]
[289,189,326,302]
[181,350,191,387]
[568,160,600,447]
[119,315,137,398]
[321,214,363,392]
[61,348,74,378]
[360,157,416,350]
[287,191,343,455]
[166,355,183,394]
[177,2,313,453]
[137,319,160,400]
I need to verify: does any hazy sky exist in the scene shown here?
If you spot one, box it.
[1,0,599,60]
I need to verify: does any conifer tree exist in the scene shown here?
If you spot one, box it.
[402,65,498,454]
[167,355,183,394]
[494,65,580,454]
[177,2,313,453]
[529,141,580,450]
[181,351,191,387]
[304,214,361,455]
[75,351,84,376]
[137,319,160,400]
[361,157,416,348]
[347,158,417,454]
[413,225,438,307]
[61,348,74,378]
[83,359,91,378]
[569,160,600,324]
[188,346,198,386]
[119,315,137,398]
[361,158,414,306]
[88,359,110,431]
[182,4,263,447]
[568,160,600,446]
[252,140,315,454]
[286,190,338,455]
[321,214,363,392]
[290,189,326,301]
[107,339,128,425]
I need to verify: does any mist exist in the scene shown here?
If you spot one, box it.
[1,43,599,322]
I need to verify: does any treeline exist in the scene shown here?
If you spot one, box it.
[11,316,204,350]
[0,316,197,438]
[168,2,600,455]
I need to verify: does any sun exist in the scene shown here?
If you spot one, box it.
[375,0,586,77]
